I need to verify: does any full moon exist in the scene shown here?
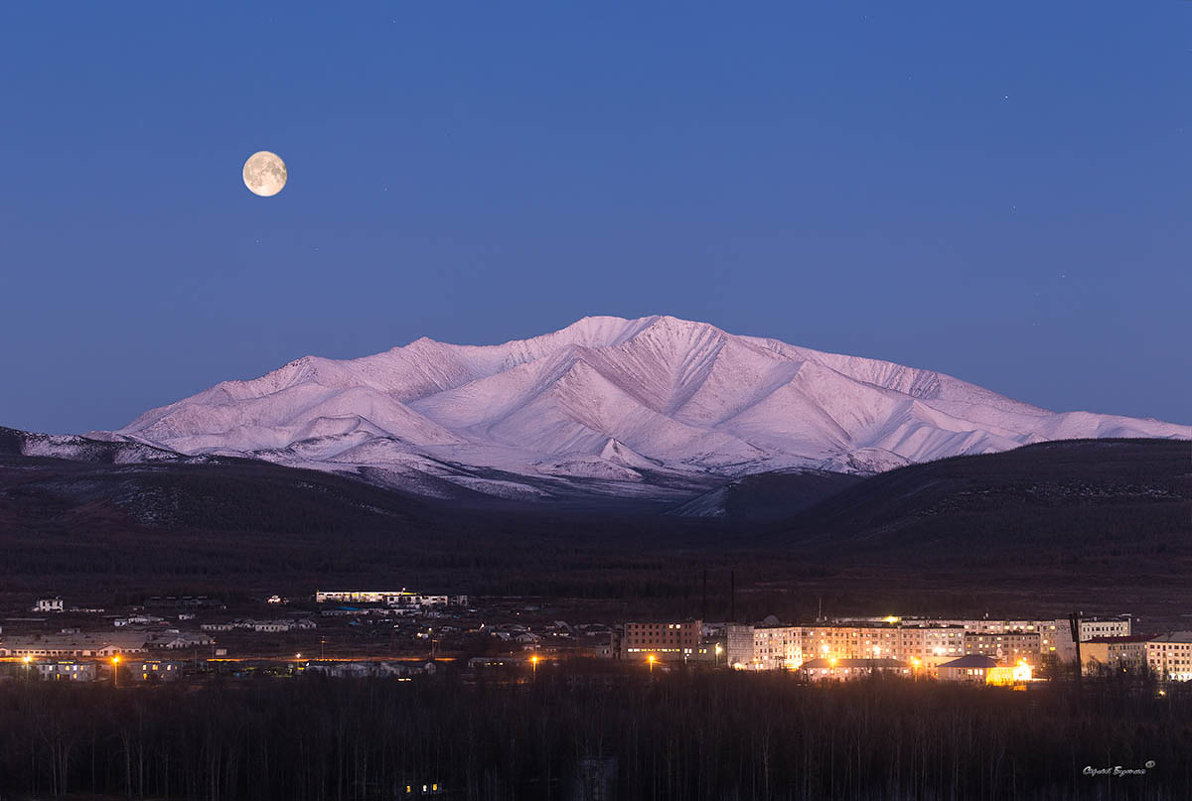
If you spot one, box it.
[242,151,287,197]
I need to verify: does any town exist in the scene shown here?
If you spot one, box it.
[2,589,1189,687]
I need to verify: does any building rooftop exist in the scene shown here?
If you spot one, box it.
[801,658,907,669]
[939,655,999,669]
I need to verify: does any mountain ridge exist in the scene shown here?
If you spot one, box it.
[86,315,1186,503]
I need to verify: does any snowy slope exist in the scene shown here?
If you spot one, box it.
[106,315,1189,500]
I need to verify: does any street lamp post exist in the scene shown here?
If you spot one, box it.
[23,655,32,682]
[111,656,121,688]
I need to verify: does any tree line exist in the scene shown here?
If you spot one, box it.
[0,665,1188,800]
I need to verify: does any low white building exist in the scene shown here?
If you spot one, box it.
[0,633,148,658]
[147,631,213,650]
[36,660,99,681]
[250,620,290,633]
[33,598,64,613]
[200,622,235,632]
[115,614,166,627]
[315,590,467,608]
[130,660,185,681]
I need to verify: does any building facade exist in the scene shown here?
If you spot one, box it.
[799,658,910,682]
[1145,632,1192,682]
[1081,636,1150,674]
[963,632,1042,664]
[938,655,1000,683]
[1079,617,1132,642]
[621,621,702,662]
[35,660,98,681]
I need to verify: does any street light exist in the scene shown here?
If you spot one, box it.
[647,654,657,674]
[111,656,121,688]
[530,654,540,677]
[22,655,32,682]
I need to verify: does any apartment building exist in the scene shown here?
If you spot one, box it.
[727,616,1082,671]
[621,621,702,662]
[1078,616,1132,641]
[1145,632,1192,682]
[964,632,1042,665]
[1081,635,1150,674]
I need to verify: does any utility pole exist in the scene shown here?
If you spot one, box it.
[1068,611,1083,689]
[701,569,708,623]
[730,570,736,623]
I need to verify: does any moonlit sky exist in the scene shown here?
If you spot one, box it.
[1,2,1188,433]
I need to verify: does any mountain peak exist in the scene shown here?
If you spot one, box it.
[111,316,1190,502]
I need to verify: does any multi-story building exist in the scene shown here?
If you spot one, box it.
[621,621,702,662]
[745,625,802,670]
[898,626,966,666]
[1081,635,1150,674]
[964,632,1042,664]
[937,618,1075,661]
[725,615,1086,671]
[801,625,902,663]
[1079,616,1132,641]
[1145,632,1192,682]
[726,624,756,668]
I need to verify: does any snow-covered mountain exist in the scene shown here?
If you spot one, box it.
[101,315,1189,501]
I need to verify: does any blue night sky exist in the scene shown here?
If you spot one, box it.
[1,2,1189,433]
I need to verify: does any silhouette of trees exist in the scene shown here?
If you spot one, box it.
[0,668,1187,800]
